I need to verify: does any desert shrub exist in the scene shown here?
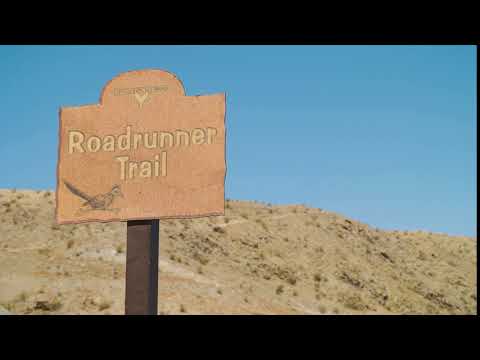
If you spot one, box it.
[342,294,367,311]
[213,226,226,234]
[287,276,297,286]
[1,302,14,312]
[15,292,28,303]
[276,285,284,295]
[193,251,209,265]
[98,301,111,311]
[34,299,62,311]
[116,244,124,254]
[38,248,50,256]
[255,219,268,232]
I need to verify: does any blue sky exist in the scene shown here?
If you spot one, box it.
[0,45,476,236]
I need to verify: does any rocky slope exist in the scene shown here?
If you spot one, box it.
[0,189,476,315]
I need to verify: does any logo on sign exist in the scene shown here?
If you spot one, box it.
[114,85,168,107]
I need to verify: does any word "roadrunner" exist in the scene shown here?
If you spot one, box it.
[67,125,218,154]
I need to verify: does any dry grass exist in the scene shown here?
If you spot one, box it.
[0,189,476,315]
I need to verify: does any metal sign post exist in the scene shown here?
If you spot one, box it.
[125,219,160,315]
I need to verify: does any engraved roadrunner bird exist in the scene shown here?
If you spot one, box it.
[63,179,124,214]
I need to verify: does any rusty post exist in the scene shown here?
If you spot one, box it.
[125,219,160,315]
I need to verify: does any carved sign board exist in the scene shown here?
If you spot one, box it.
[56,70,226,224]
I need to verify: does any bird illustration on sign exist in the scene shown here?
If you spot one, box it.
[63,180,124,215]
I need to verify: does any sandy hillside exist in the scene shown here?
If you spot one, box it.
[0,189,476,315]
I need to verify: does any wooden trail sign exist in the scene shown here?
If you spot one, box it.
[56,69,226,224]
[55,69,226,314]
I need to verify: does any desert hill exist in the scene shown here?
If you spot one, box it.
[0,189,476,315]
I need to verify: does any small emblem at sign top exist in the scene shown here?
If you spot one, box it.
[134,89,149,107]
[114,85,168,108]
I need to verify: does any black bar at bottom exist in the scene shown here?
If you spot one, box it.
[125,219,160,315]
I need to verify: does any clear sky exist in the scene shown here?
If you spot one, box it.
[0,45,476,236]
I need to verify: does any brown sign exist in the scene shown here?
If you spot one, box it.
[56,69,226,224]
